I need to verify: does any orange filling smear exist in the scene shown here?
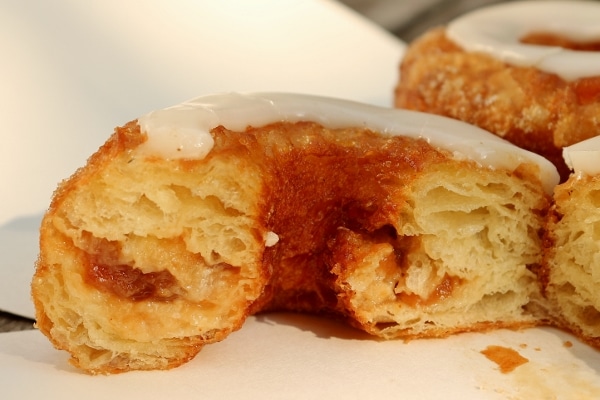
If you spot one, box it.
[481,345,529,373]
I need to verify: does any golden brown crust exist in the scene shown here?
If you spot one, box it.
[395,28,600,181]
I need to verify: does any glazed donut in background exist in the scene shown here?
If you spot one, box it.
[394,0,600,181]
[31,92,558,374]
[542,137,600,348]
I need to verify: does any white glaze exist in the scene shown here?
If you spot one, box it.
[563,136,600,176]
[446,1,600,81]
[137,92,559,193]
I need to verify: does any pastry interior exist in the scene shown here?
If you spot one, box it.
[31,93,557,374]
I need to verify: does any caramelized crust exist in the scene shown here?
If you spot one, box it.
[254,124,447,314]
[395,28,600,181]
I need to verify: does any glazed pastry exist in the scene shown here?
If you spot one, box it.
[31,92,558,374]
[394,0,600,180]
[542,137,600,348]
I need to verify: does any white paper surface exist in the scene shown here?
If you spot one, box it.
[2,1,600,398]
[0,214,41,318]
[1,317,600,399]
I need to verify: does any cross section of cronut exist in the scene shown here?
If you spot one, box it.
[32,120,550,373]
